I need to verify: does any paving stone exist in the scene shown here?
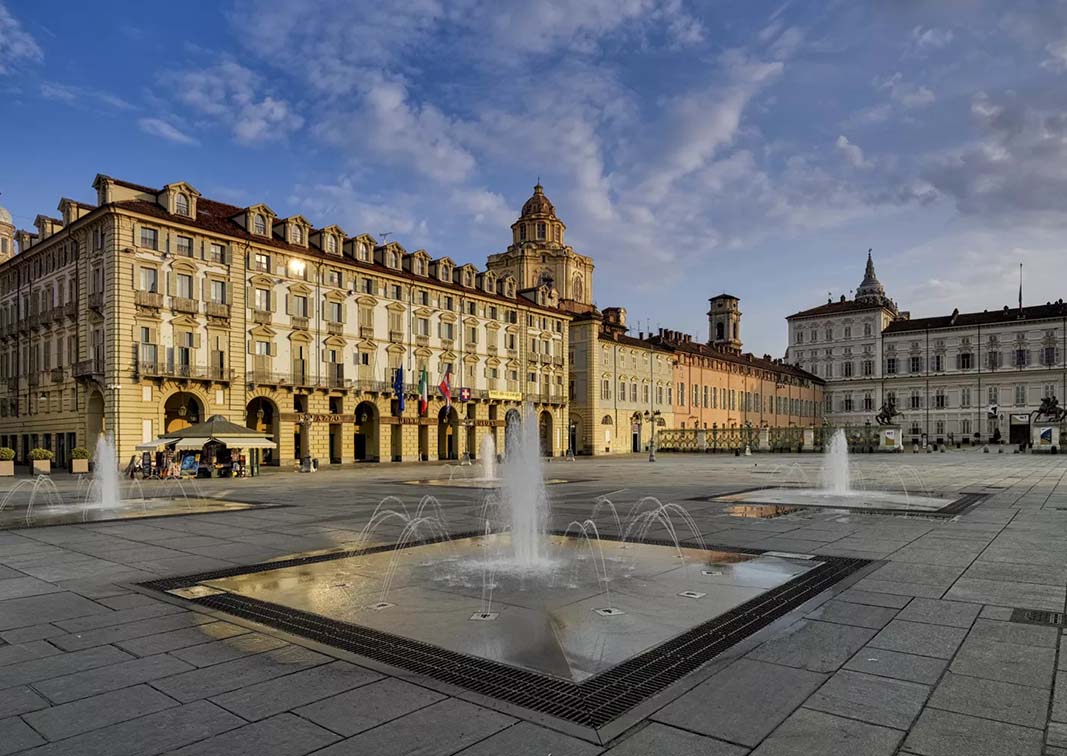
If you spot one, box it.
[843,647,949,685]
[0,640,61,667]
[968,618,1059,649]
[50,610,214,651]
[295,677,445,736]
[0,576,62,601]
[806,599,898,629]
[895,598,981,628]
[165,712,339,756]
[903,708,1043,756]
[0,715,45,755]
[34,653,192,703]
[0,685,48,718]
[169,632,288,667]
[153,644,329,702]
[456,721,607,756]
[963,560,1067,586]
[1050,721,1067,749]
[869,562,966,586]
[311,698,515,756]
[23,683,178,740]
[210,660,380,721]
[837,589,912,608]
[748,620,876,673]
[749,707,902,756]
[0,591,110,630]
[0,623,65,644]
[978,605,1015,620]
[805,669,929,729]
[868,620,968,659]
[853,579,946,599]
[116,621,249,657]
[601,722,743,755]
[0,645,132,690]
[944,577,1066,611]
[927,672,1049,728]
[653,658,825,746]
[53,602,186,633]
[13,699,245,756]
[949,637,1055,688]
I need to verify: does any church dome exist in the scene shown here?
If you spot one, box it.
[520,183,556,218]
[0,206,11,226]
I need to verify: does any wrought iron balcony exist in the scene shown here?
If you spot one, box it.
[136,360,233,382]
[73,359,103,379]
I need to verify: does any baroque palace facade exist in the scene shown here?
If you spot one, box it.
[0,177,571,466]
[786,252,1067,446]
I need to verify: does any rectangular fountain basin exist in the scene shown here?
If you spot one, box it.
[713,487,984,516]
[142,531,871,738]
[0,497,267,529]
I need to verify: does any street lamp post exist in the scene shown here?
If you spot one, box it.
[644,409,661,462]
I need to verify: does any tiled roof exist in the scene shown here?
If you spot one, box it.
[787,300,890,319]
[884,302,1067,333]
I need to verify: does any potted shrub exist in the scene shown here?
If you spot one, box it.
[0,447,14,477]
[29,448,54,475]
[70,447,90,474]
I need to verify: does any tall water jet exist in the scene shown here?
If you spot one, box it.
[91,434,120,509]
[479,434,497,481]
[820,429,850,494]
[501,407,547,567]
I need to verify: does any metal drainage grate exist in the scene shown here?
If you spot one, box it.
[1010,608,1067,627]
[141,530,869,731]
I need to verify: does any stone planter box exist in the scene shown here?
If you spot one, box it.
[70,459,89,474]
[31,460,51,475]
[0,460,13,477]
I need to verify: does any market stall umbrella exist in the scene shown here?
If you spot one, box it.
[159,414,277,449]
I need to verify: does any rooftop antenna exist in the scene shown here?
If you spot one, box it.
[379,231,393,243]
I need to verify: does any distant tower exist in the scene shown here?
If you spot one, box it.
[855,249,887,304]
[0,204,13,263]
[708,294,742,354]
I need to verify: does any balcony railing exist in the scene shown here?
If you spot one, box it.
[252,309,273,325]
[290,315,310,330]
[73,359,103,378]
[359,326,374,339]
[327,373,349,388]
[487,344,498,356]
[171,297,199,314]
[552,355,564,366]
[506,349,518,360]
[135,290,163,309]
[136,360,233,382]
[64,301,77,318]
[88,292,103,311]
[50,367,65,383]
[415,335,430,347]
[327,321,344,336]
[206,302,230,319]
[389,330,404,343]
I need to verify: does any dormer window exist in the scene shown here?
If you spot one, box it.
[415,259,425,275]
[254,214,266,235]
[386,251,395,268]
[441,265,451,281]
[327,235,337,254]
[357,243,368,262]
[291,226,303,244]
[175,193,190,217]
[464,273,472,287]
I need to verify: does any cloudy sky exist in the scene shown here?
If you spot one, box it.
[0,1,1064,354]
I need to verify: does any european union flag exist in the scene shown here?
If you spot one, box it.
[393,366,405,414]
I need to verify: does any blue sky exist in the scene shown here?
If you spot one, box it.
[1,1,1066,355]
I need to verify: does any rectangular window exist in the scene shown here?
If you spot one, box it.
[390,284,402,300]
[1014,349,1029,368]
[208,243,226,263]
[959,352,973,370]
[441,322,454,340]
[417,318,429,336]
[988,386,999,405]
[885,357,896,375]
[176,236,193,257]
[176,273,194,299]
[328,301,343,323]
[862,360,873,376]
[1043,347,1057,366]
[932,354,943,372]
[1014,384,1026,405]
[140,227,158,249]
[292,295,308,317]
[443,296,453,311]
[467,326,478,344]
[910,356,922,373]
[935,389,946,408]
[139,267,158,292]
[210,280,227,304]
[961,387,971,407]
[362,278,375,295]
[843,362,853,377]
[679,383,685,406]
[962,418,971,435]
[254,253,270,272]
[255,288,271,311]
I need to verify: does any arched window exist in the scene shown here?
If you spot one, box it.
[254,214,266,235]
[571,275,582,301]
[175,193,189,216]
[554,225,560,242]
[291,226,303,244]
[327,235,337,253]
[716,322,725,341]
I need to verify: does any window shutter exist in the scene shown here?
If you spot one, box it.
[148,327,158,344]
[193,331,201,349]
[247,339,254,355]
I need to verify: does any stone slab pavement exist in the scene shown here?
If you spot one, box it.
[0,452,1064,754]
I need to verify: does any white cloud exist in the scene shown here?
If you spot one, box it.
[0,2,41,74]
[41,81,135,110]
[1042,39,1067,72]
[879,73,935,108]
[138,117,198,146]
[835,135,868,168]
[910,26,954,51]
[172,60,302,145]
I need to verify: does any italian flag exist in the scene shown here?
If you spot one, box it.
[418,368,429,416]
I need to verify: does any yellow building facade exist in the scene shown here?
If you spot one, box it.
[0,177,570,467]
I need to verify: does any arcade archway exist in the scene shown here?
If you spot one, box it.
[353,401,379,462]
[438,405,459,460]
[245,397,279,465]
[539,410,553,457]
[164,392,203,434]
